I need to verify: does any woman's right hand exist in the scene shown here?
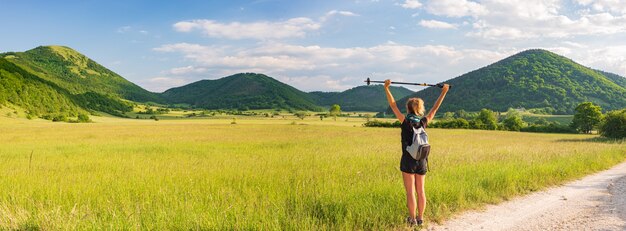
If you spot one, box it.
[442,83,450,92]
[384,79,391,88]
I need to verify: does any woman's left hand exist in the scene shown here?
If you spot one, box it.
[384,79,391,88]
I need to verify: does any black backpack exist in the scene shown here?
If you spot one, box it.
[405,118,430,161]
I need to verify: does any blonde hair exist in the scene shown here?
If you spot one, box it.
[406,98,425,116]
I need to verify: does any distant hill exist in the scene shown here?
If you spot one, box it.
[0,57,84,117]
[4,45,625,120]
[162,73,322,111]
[389,49,626,115]
[0,57,132,118]
[0,46,161,118]
[310,85,414,111]
[2,46,163,103]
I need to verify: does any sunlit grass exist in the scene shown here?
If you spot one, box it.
[0,117,624,229]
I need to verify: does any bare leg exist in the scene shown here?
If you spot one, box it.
[402,172,417,219]
[414,174,426,220]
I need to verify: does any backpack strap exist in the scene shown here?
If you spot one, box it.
[406,113,424,129]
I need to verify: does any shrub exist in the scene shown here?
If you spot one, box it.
[520,122,577,134]
[329,104,341,117]
[599,109,626,139]
[363,120,401,128]
[294,111,309,120]
[501,108,525,131]
[430,118,469,129]
[52,114,68,122]
[77,114,91,123]
[502,115,524,131]
[475,109,498,130]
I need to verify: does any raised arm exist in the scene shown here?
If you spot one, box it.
[384,79,405,123]
[425,84,449,122]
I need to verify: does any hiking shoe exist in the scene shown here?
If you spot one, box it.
[406,216,418,226]
[416,219,423,226]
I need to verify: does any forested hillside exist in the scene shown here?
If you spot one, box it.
[0,57,131,118]
[390,49,626,114]
[310,85,414,111]
[0,46,144,119]
[2,46,163,103]
[162,73,322,111]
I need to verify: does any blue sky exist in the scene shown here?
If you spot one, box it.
[1,0,625,92]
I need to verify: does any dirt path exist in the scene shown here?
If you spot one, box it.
[429,161,626,231]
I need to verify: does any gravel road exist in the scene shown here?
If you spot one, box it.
[429,161,626,231]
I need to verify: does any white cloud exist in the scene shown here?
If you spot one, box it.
[575,0,626,14]
[419,19,458,29]
[173,11,358,40]
[463,0,626,39]
[325,10,359,17]
[141,77,191,92]
[116,26,132,33]
[277,75,353,91]
[173,18,321,40]
[424,0,487,17]
[400,0,422,9]
[168,66,208,75]
[561,41,587,48]
[320,10,360,22]
[563,45,626,76]
[154,42,508,91]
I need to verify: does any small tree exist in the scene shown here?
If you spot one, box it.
[52,114,68,122]
[329,104,341,116]
[502,108,524,131]
[77,113,91,123]
[329,104,341,121]
[294,111,308,120]
[476,109,498,130]
[570,102,603,134]
[599,109,626,139]
[443,112,455,120]
[503,115,524,131]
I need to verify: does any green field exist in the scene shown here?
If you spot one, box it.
[0,115,624,230]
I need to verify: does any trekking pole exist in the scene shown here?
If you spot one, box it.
[365,77,452,89]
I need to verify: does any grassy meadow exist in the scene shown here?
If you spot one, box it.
[0,115,624,230]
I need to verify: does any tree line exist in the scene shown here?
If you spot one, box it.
[365,102,626,139]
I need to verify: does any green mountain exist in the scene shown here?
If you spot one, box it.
[2,46,163,103]
[0,45,163,118]
[0,57,132,118]
[162,73,322,111]
[389,49,626,115]
[310,85,414,111]
[0,57,83,117]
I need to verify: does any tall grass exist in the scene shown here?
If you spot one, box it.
[0,118,624,229]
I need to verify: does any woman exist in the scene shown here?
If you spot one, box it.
[384,79,449,226]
